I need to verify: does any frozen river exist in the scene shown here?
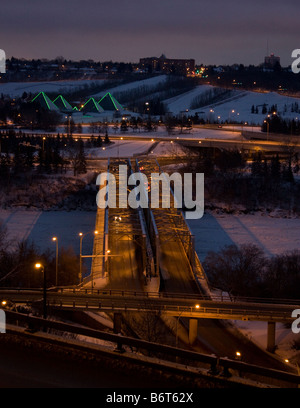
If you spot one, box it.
[1,209,299,263]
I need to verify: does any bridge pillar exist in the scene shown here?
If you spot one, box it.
[113,313,122,334]
[188,318,198,345]
[267,321,276,353]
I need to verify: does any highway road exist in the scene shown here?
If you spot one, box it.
[107,235,144,291]
[159,238,199,293]
[104,159,146,292]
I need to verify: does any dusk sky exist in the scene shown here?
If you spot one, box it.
[0,0,299,66]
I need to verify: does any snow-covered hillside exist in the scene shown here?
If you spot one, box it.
[3,76,300,127]
[163,86,300,125]
[91,75,168,99]
[0,79,107,98]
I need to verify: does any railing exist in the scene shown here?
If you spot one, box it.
[1,289,295,322]
[4,310,300,387]
[1,287,300,306]
[44,299,295,322]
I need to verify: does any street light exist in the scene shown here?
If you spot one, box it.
[52,237,58,286]
[79,231,99,283]
[235,351,242,360]
[35,263,47,319]
[264,119,269,141]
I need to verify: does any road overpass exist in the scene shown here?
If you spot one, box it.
[1,288,298,352]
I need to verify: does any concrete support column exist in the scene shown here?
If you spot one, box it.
[113,312,122,334]
[189,318,198,345]
[267,321,276,353]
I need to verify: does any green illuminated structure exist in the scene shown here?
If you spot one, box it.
[53,95,73,112]
[31,92,60,111]
[98,92,123,111]
[80,97,104,113]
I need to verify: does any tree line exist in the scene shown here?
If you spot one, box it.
[0,130,90,179]
[0,224,81,289]
[181,147,300,214]
[204,243,300,300]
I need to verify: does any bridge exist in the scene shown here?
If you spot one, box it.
[1,154,299,369]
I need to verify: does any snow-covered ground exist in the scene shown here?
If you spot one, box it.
[163,85,300,125]
[187,211,300,262]
[91,75,167,99]
[0,74,167,102]
[85,140,156,158]
[0,79,107,98]
[0,209,96,255]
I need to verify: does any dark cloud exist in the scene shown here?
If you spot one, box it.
[0,0,299,65]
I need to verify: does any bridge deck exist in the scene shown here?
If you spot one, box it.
[136,158,199,294]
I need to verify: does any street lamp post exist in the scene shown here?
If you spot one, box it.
[80,250,123,290]
[35,263,47,319]
[52,237,58,286]
[264,119,270,141]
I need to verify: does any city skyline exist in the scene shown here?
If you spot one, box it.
[0,0,299,67]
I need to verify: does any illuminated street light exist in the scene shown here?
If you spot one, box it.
[35,263,47,319]
[235,351,242,360]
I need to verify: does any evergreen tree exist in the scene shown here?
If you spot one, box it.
[0,153,10,182]
[24,146,34,170]
[251,152,263,178]
[76,140,86,174]
[271,154,281,181]
[120,120,128,132]
[262,104,267,115]
[104,130,110,144]
[96,135,102,147]
[13,145,24,174]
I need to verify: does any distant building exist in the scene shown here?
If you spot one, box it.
[264,53,280,68]
[139,54,195,75]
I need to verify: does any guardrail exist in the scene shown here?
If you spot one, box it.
[1,289,295,322]
[45,299,295,322]
[4,310,300,387]
[1,287,299,306]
